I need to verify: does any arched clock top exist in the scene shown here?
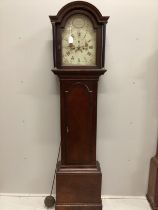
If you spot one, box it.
[49,1,109,24]
[49,1,109,69]
[56,10,99,29]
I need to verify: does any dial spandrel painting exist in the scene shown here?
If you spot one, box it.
[61,14,96,66]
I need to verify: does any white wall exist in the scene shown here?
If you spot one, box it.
[0,0,158,195]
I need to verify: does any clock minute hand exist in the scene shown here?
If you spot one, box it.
[80,45,88,50]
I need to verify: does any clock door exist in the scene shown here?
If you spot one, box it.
[61,80,97,166]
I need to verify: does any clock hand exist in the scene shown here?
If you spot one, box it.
[81,32,87,40]
[63,44,75,50]
[69,46,75,50]
[75,46,83,52]
[79,44,88,50]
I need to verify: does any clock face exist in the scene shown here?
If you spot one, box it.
[61,14,96,66]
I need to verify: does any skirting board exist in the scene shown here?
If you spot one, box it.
[0,193,146,200]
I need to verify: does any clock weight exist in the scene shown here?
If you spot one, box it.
[44,143,61,208]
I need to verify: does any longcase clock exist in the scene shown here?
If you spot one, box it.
[147,141,158,210]
[49,2,109,210]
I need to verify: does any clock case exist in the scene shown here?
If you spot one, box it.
[49,2,109,210]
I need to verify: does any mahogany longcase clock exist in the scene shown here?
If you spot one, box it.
[147,141,158,210]
[49,2,109,210]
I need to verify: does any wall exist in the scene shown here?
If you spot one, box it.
[0,0,158,195]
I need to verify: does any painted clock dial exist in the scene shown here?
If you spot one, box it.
[61,14,96,66]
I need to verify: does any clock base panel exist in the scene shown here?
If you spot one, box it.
[55,161,102,210]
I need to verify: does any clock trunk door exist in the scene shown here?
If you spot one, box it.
[61,81,97,165]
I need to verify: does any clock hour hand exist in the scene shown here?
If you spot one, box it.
[63,44,75,50]
[69,44,75,50]
[75,46,83,53]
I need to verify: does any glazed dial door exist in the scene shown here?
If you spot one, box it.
[61,14,96,66]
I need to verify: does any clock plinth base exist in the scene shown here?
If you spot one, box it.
[147,157,158,210]
[56,203,102,210]
[55,161,102,210]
